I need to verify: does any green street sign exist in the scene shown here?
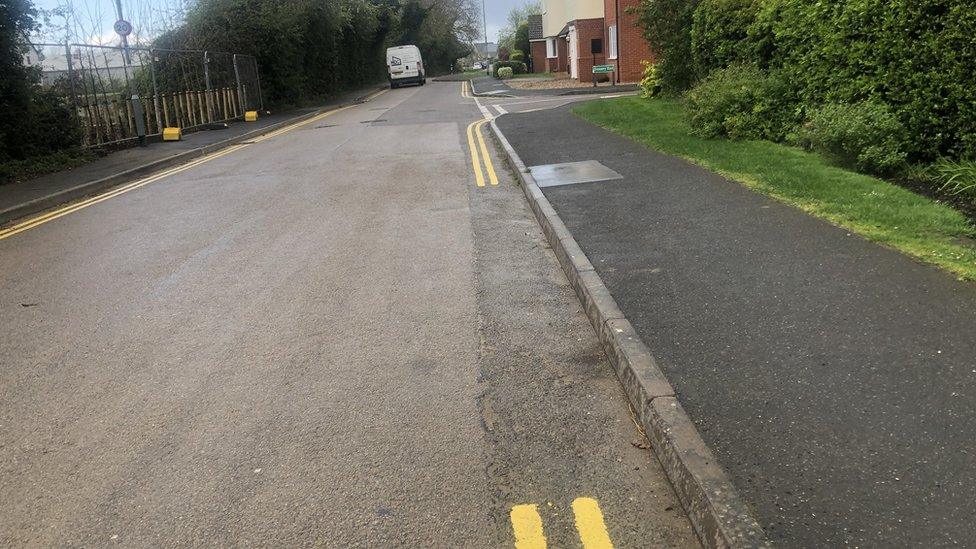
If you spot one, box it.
[592,64,615,74]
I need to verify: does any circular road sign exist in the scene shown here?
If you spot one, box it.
[114,19,132,37]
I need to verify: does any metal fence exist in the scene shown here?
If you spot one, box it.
[26,43,263,148]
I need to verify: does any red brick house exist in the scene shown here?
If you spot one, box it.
[528,0,654,84]
[603,0,656,83]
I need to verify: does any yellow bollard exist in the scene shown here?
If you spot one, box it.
[162,127,182,141]
[244,111,258,122]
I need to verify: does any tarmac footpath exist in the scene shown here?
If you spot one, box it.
[495,103,976,547]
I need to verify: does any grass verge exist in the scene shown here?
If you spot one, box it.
[573,97,976,280]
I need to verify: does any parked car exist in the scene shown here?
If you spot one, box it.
[387,45,425,89]
[472,62,484,70]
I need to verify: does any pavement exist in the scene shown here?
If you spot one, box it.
[0,86,385,225]
[496,104,976,547]
[471,75,637,98]
[0,82,697,546]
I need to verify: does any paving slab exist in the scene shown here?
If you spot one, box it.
[496,103,976,547]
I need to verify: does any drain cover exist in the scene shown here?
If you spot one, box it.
[529,160,623,188]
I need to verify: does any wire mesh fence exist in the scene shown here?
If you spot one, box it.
[25,43,263,148]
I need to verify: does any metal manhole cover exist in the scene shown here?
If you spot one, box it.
[528,160,623,188]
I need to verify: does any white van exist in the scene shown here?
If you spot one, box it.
[387,45,425,89]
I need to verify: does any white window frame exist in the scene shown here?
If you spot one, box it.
[546,38,557,59]
[608,25,618,60]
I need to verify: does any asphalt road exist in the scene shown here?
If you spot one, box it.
[0,83,695,547]
[496,105,976,547]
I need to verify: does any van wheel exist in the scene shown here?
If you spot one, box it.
[420,78,426,86]
[390,82,398,89]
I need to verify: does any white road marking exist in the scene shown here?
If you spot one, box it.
[494,104,508,115]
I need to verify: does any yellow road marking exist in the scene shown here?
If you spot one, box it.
[511,504,547,549]
[474,120,499,186]
[465,120,486,187]
[0,88,389,241]
[572,498,614,549]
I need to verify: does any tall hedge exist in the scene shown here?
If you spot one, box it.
[1,0,81,169]
[756,0,976,161]
[659,0,976,162]
[157,0,471,107]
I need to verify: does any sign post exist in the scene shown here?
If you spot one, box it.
[592,64,615,87]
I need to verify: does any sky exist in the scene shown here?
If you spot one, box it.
[34,0,526,45]
[481,0,526,44]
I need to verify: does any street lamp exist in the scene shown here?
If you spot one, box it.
[482,0,489,75]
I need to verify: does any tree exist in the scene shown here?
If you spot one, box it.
[1,0,40,161]
[498,1,540,55]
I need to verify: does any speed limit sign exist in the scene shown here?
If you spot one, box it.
[114,19,132,37]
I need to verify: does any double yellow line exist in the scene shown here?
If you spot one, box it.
[511,497,614,548]
[461,80,473,99]
[0,88,388,241]
[466,119,498,187]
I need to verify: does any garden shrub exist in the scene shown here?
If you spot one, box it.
[685,64,797,141]
[798,101,909,176]
[497,67,514,79]
[493,61,526,78]
[509,49,525,62]
[638,61,661,98]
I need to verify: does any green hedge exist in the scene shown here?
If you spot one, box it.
[641,0,976,163]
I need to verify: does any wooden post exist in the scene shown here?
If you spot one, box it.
[162,93,170,128]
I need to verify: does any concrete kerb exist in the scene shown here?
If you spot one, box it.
[468,78,515,98]
[488,117,770,549]
[0,86,386,227]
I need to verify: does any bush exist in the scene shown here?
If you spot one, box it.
[685,64,798,141]
[510,49,525,62]
[493,60,526,77]
[691,0,765,78]
[634,0,699,94]
[497,67,514,79]
[798,102,909,176]
[638,61,661,98]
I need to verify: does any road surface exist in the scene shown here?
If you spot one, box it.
[0,82,694,547]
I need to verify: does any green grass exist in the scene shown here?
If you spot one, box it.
[574,97,976,280]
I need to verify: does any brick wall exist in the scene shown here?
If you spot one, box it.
[604,0,656,83]
[530,41,547,74]
[573,18,607,80]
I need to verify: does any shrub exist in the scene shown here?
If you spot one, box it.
[685,64,798,141]
[493,60,526,77]
[638,61,661,98]
[691,0,765,78]
[497,67,514,79]
[798,102,909,176]
[634,0,699,94]
[510,49,525,62]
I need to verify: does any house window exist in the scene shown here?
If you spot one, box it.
[608,25,618,59]
[546,38,557,59]
[591,38,603,55]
